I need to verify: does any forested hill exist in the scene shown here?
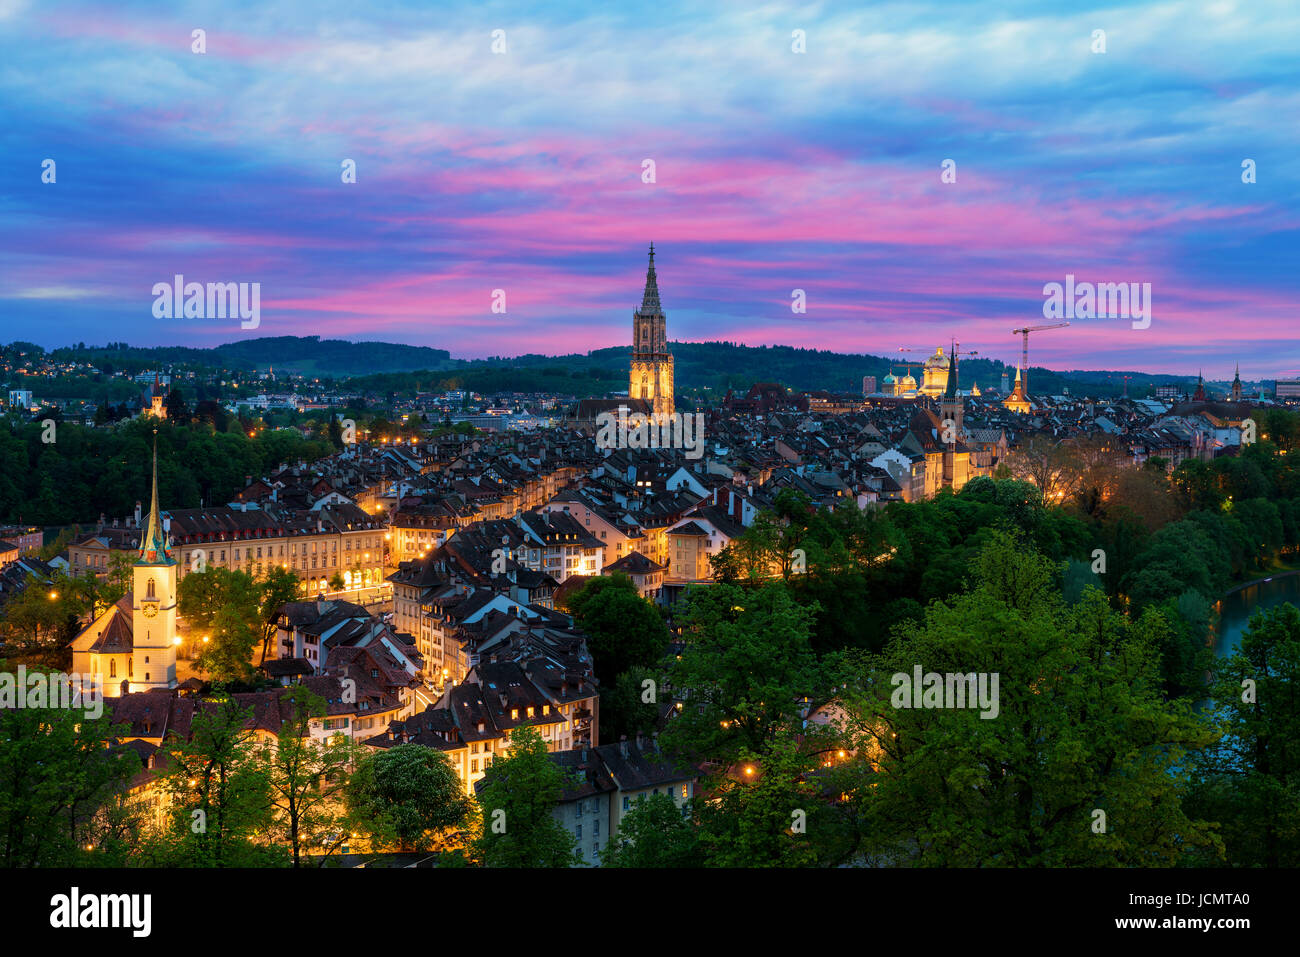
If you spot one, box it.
[16,337,454,378]
[10,337,1209,397]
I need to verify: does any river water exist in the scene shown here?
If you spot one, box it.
[1212,572,1300,658]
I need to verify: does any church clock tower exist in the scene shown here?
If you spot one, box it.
[132,436,178,692]
[629,243,675,416]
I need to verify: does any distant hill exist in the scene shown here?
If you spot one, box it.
[9,337,1221,400]
[468,342,1197,399]
[22,337,454,378]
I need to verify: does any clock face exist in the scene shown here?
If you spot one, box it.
[141,601,159,618]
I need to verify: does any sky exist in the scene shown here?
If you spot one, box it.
[1,0,1298,378]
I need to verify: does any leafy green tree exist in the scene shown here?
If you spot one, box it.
[1190,603,1300,866]
[661,582,822,768]
[690,734,827,867]
[0,701,139,867]
[0,571,94,668]
[473,725,579,867]
[566,573,669,687]
[256,565,301,666]
[152,696,279,867]
[844,531,1221,866]
[600,792,699,867]
[598,665,661,745]
[345,744,473,851]
[180,567,265,684]
[261,686,359,867]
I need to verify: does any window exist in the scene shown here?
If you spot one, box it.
[471,759,479,773]
[622,796,630,811]
[471,742,479,754]
[145,578,155,598]
[109,660,116,678]
[575,824,582,840]
[594,818,600,836]
[511,709,519,720]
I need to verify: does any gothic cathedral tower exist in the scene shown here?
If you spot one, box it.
[629,243,674,416]
[132,436,178,692]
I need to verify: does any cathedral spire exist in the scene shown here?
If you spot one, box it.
[138,431,173,565]
[639,243,661,315]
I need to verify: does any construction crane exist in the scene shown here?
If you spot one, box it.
[1010,323,1069,396]
[892,348,925,387]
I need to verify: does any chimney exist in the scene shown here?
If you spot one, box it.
[245,475,252,487]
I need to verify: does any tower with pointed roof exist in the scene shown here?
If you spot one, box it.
[131,435,178,692]
[628,244,675,416]
[1232,363,1242,403]
[1193,371,1207,403]
[1003,365,1032,414]
[939,343,964,487]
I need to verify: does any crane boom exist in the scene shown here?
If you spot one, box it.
[1009,323,1069,396]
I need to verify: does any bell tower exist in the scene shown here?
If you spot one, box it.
[132,433,178,692]
[628,243,675,415]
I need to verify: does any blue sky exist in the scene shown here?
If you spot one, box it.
[1,0,1298,377]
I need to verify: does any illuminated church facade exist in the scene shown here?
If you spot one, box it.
[71,442,179,697]
[628,244,675,416]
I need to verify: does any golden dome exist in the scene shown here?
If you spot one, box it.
[924,347,950,370]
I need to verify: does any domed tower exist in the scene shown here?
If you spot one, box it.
[628,244,675,416]
[921,347,950,396]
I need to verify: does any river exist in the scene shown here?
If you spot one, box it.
[1212,571,1300,658]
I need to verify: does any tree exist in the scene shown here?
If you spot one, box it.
[345,744,473,851]
[661,582,822,768]
[98,551,135,609]
[842,531,1221,866]
[0,571,94,668]
[566,573,669,687]
[600,792,699,867]
[598,665,661,745]
[473,725,579,867]
[261,686,358,867]
[151,696,278,867]
[165,387,189,423]
[256,565,301,666]
[1190,603,1300,866]
[180,567,263,684]
[0,700,139,867]
[690,734,828,867]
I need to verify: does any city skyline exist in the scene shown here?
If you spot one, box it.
[2,0,1298,377]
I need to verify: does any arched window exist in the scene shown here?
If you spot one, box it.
[109,660,117,678]
[146,578,156,599]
